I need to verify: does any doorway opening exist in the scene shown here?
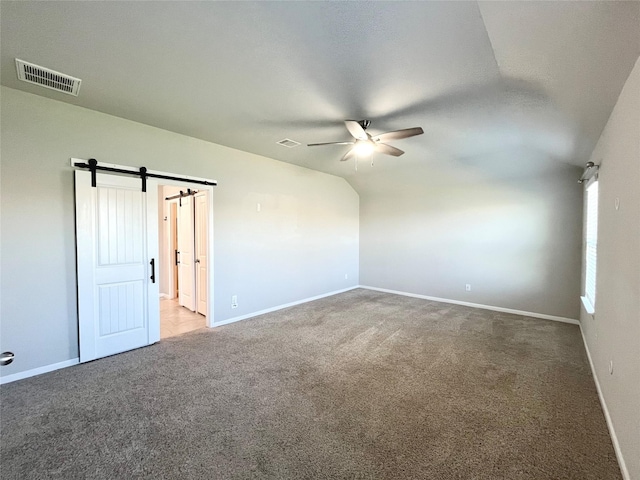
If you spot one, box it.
[158,184,211,338]
[74,160,216,363]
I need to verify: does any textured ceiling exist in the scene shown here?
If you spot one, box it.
[2,1,639,193]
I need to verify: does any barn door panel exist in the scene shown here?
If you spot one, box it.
[75,170,159,362]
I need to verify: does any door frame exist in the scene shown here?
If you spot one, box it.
[72,157,217,342]
[194,191,208,316]
[166,200,178,300]
[159,180,215,327]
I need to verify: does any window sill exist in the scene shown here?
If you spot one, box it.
[581,296,595,316]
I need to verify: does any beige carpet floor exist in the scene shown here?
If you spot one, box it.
[0,289,620,479]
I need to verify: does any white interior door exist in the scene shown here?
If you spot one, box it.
[177,195,196,311]
[75,170,160,363]
[195,191,208,316]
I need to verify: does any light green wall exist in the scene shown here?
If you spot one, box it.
[0,86,359,377]
[359,151,583,319]
[580,56,640,480]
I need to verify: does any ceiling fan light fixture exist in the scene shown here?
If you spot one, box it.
[354,141,375,156]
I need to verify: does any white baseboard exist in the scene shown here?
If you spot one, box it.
[579,326,629,480]
[159,293,170,300]
[0,286,626,479]
[0,358,80,385]
[0,287,579,386]
[359,285,580,325]
[211,286,360,328]
[0,287,359,384]
[360,285,626,476]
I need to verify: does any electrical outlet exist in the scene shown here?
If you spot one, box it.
[231,295,238,309]
[345,273,348,280]
[609,360,614,375]
[257,203,261,212]
[465,284,471,292]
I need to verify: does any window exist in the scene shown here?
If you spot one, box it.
[582,180,598,314]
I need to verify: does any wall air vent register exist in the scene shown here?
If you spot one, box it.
[15,59,82,96]
[277,138,301,148]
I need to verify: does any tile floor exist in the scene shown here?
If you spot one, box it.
[160,298,206,339]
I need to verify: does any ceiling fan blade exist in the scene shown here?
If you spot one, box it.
[307,141,355,147]
[340,147,357,162]
[344,120,369,141]
[372,127,424,143]
[375,143,404,157]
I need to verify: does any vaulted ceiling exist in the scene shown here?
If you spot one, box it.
[2,1,639,193]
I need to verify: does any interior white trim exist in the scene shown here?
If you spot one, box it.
[580,295,595,315]
[153,178,215,328]
[71,158,216,327]
[0,286,583,385]
[211,286,360,328]
[159,293,170,299]
[0,358,80,385]
[579,326,629,480]
[1,285,624,479]
[0,287,358,384]
[359,286,580,325]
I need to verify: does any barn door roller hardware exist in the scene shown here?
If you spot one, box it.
[72,158,217,192]
[165,188,199,206]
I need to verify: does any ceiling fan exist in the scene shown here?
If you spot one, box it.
[307,120,424,161]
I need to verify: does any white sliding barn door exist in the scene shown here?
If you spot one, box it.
[194,191,208,316]
[75,170,160,363]
[177,195,196,311]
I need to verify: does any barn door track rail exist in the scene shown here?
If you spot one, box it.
[71,158,217,192]
[165,188,199,206]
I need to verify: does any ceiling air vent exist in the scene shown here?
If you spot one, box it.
[277,138,301,148]
[15,59,82,96]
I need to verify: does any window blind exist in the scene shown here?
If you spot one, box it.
[584,181,599,308]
